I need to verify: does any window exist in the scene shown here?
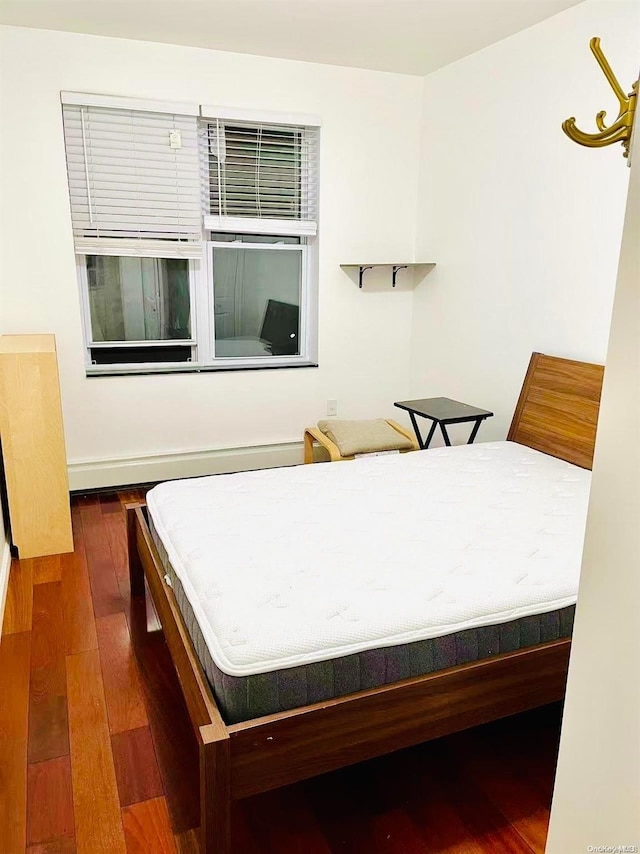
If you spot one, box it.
[83,255,194,365]
[61,93,320,374]
[210,234,305,359]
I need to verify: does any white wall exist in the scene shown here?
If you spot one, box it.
[547,91,640,854]
[411,0,639,444]
[1,3,637,488]
[0,26,422,486]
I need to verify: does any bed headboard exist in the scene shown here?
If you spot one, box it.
[508,352,604,470]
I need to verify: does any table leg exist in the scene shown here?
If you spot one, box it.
[440,423,452,447]
[423,420,438,449]
[408,411,425,449]
[467,419,483,444]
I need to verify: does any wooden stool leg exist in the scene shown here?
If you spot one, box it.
[304,429,315,464]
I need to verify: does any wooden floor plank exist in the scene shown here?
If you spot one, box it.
[70,503,84,551]
[96,611,148,734]
[0,630,31,853]
[448,732,550,853]
[229,801,269,854]
[27,839,77,854]
[29,581,69,763]
[75,494,101,509]
[307,765,378,854]
[31,582,65,670]
[370,808,431,853]
[103,510,139,622]
[79,502,124,618]
[318,760,430,853]
[2,557,33,634]
[66,649,127,854]
[104,511,128,584]
[112,726,164,807]
[409,792,496,854]
[61,547,98,656]
[28,670,69,767]
[128,609,199,834]
[173,828,200,854]
[246,786,332,854]
[473,703,561,805]
[33,555,62,585]
[122,796,177,854]
[405,744,536,854]
[317,757,455,854]
[27,756,75,845]
[86,551,124,618]
[100,493,124,515]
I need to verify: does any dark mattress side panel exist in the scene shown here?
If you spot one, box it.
[149,517,574,724]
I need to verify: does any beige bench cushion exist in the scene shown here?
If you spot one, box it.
[317,419,414,457]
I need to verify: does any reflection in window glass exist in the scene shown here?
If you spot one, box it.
[212,247,301,358]
[86,256,190,342]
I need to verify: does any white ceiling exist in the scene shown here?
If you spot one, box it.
[0,0,585,76]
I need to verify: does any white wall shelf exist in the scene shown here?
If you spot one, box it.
[340,262,436,288]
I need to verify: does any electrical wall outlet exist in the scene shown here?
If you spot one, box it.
[326,399,338,416]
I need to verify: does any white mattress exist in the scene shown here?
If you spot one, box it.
[146,441,590,677]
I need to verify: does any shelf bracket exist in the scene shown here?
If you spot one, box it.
[392,265,408,287]
[358,266,374,288]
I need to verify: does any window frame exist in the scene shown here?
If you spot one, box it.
[78,236,318,375]
[66,95,320,377]
[206,237,311,368]
[77,254,200,372]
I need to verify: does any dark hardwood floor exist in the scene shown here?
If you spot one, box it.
[0,489,563,853]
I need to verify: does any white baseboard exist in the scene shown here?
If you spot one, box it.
[68,441,305,491]
[0,536,11,637]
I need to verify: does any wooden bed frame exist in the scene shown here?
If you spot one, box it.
[127,352,604,854]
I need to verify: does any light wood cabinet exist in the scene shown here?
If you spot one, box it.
[0,335,73,558]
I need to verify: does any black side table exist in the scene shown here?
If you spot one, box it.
[394,397,494,450]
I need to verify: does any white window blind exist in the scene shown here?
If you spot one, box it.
[62,100,202,258]
[201,118,319,236]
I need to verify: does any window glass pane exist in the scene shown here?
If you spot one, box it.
[212,247,301,358]
[86,256,191,342]
[90,345,192,365]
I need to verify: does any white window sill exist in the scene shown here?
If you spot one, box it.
[85,360,318,378]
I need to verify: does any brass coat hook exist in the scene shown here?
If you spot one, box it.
[562,37,638,159]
